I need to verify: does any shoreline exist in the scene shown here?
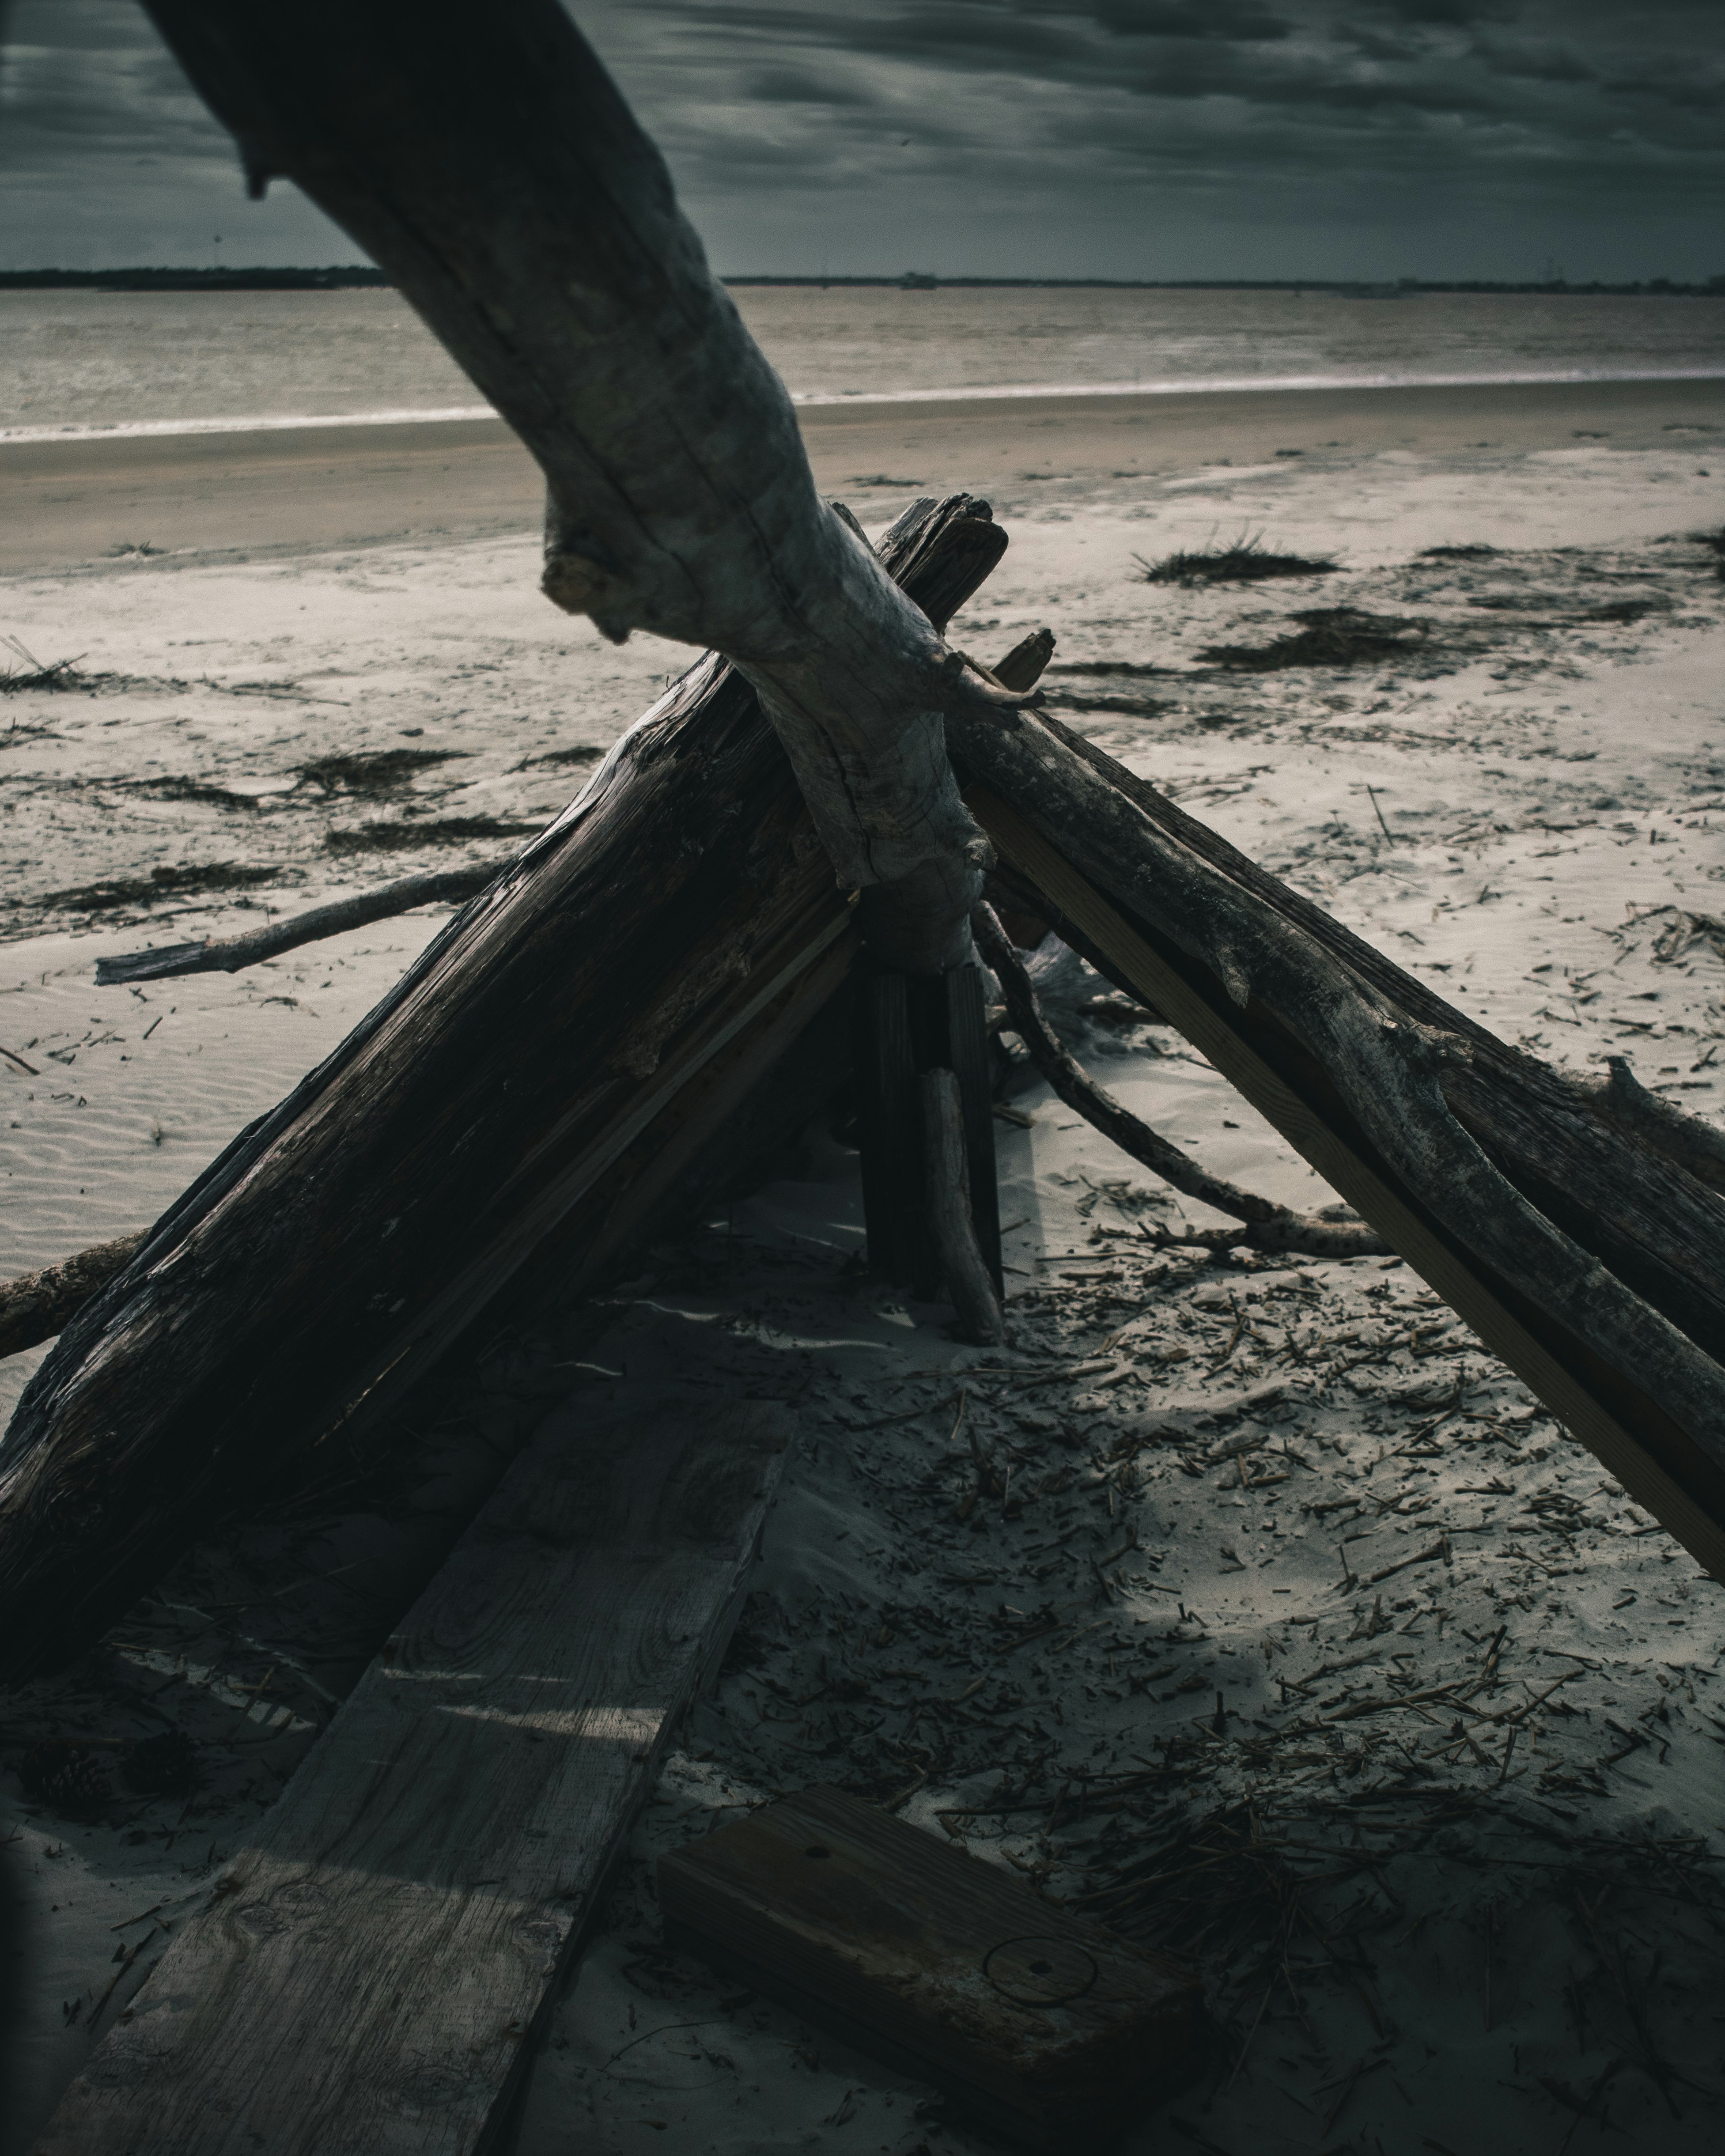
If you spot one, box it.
[5,373,1721,578]
[4,363,1723,446]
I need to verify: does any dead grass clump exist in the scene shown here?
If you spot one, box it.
[325,816,538,853]
[1,636,83,692]
[44,862,284,912]
[1202,606,1428,672]
[1137,534,1338,586]
[299,749,469,795]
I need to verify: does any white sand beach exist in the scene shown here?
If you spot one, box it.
[3,389,1725,2152]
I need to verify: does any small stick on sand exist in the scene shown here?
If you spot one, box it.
[971,901,1389,1260]
[95,867,503,984]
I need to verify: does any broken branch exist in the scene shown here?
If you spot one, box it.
[971,901,1388,1260]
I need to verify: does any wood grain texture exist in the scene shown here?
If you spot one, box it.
[659,1784,1207,2152]
[35,1392,795,2156]
[921,1070,1005,1344]
[0,493,1001,1684]
[139,0,1030,970]
[961,755,1725,1581]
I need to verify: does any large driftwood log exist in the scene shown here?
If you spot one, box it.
[949,704,1725,1580]
[139,0,1027,973]
[0,497,1004,1684]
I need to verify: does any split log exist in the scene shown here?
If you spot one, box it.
[921,1068,1007,1343]
[970,902,1388,1260]
[0,1234,146,1361]
[94,868,502,985]
[0,495,1005,1686]
[949,703,1725,1579]
[140,0,1032,973]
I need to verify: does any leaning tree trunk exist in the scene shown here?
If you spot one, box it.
[138,0,1025,973]
[948,703,1725,1581]
[0,498,1005,1685]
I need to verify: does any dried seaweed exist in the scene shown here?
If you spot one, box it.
[1202,606,1430,672]
[1138,535,1338,587]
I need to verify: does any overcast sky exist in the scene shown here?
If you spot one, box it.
[2,0,1721,281]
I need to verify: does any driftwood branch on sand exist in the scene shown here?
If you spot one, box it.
[0,496,1004,1684]
[951,704,1725,1581]
[970,903,1390,1260]
[138,0,1029,974]
[0,1235,147,1361]
[95,869,503,985]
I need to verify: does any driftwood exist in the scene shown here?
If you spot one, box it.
[140,0,1030,974]
[659,1785,1207,2151]
[0,1234,147,1360]
[949,705,1725,1580]
[94,868,502,985]
[0,496,1005,1685]
[37,1390,795,2156]
[921,1068,1006,1343]
[971,904,1388,1260]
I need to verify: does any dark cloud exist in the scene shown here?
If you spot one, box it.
[1,0,1720,278]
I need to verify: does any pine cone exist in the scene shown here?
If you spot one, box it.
[16,1741,112,1813]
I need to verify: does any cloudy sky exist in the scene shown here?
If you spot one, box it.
[2,0,1721,281]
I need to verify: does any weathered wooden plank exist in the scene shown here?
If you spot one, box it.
[34,1392,795,2156]
[659,1784,1208,2152]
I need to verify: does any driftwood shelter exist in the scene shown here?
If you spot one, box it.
[4,2,1725,2148]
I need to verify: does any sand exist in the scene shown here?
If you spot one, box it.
[3,400,1724,2153]
[1,374,1719,576]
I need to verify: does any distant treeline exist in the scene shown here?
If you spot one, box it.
[2,266,1721,297]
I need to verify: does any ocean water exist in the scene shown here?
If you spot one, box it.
[3,284,1722,439]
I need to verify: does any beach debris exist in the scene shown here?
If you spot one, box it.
[658,1783,1210,2152]
[33,1394,797,2155]
[1136,533,1338,586]
[0,635,85,692]
[0,1232,148,1360]
[42,861,286,915]
[15,1740,113,1815]
[922,1067,1006,1343]
[1419,542,1500,560]
[95,865,505,984]
[950,696,1725,1591]
[0,495,1002,1683]
[324,813,539,852]
[973,900,1388,1259]
[1201,604,1429,670]
[297,747,469,795]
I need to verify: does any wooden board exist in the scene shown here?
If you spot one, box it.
[658,1785,1208,2152]
[34,1392,795,2156]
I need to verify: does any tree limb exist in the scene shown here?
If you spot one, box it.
[0,1235,147,1361]
[140,0,1032,970]
[95,869,502,985]
[972,903,1388,1259]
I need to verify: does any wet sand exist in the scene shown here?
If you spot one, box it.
[4,374,1720,575]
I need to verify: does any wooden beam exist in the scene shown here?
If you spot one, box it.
[659,1784,1207,2152]
[34,1392,796,2156]
[950,700,1725,1580]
